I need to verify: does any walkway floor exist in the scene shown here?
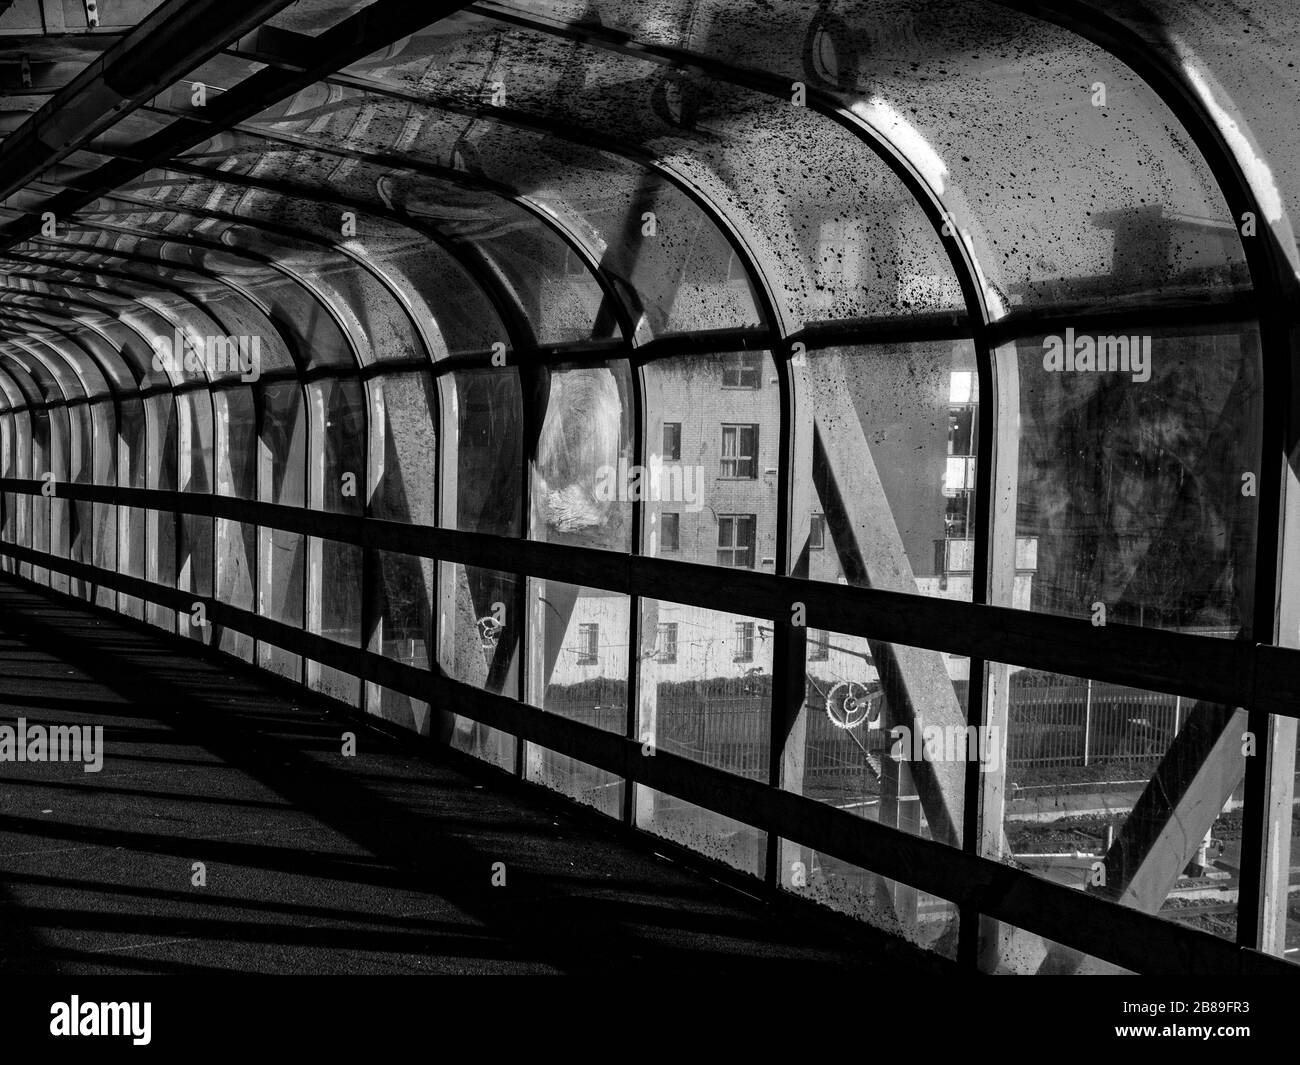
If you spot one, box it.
[0,579,936,975]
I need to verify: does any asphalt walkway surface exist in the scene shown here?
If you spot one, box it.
[0,578,940,975]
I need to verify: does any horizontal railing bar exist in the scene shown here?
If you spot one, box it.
[0,540,1289,975]
[987,295,1261,346]
[3,477,1285,713]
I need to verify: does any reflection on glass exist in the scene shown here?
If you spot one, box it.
[799,340,979,601]
[642,351,779,567]
[530,362,632,551]
[1015,325,1260,635]
[524,578,628,818]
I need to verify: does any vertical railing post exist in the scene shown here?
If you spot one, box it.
[1083,677,1092,768]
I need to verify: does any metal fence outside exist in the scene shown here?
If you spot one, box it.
[545,672,1191,782]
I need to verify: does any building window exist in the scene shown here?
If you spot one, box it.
[943,455,976,497]
[663,422,681,461]
[717,514,756,568]
[948,405,977,456]
[720,424,758,478]
[945,494,973,539]
[808,629,829,661]
[657,622,678,663]
[576,622,599,665]
[722,351,762,388]
[660,512,680,551]
[733,621,755,662]
[809,513,825,550]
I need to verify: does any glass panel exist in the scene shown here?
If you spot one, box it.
[527,746,623,819]
[524,579,628,816]
[307,378,365,695]
[637,600,771,779]
[214,388,256,658]
[788,629,971,850]
[30,406,49,585]
[178,391,214,642]
[447,369,522,536]
[643,350,780,567]
[373,371,437,525]
[265,0,368,36]
[530,579,627,731]
[797,339,979,599]
[438,563,520,773]
[90,400,116,608]
[259,382,307,679]
[530,361,633,550]
[980,919,1134,975]
[634,786,766,878]
[117,397,147,619]
[309,378,366,515]
[1012,322,1261,635]
[985,664,1243,956]
[369,549,433,733]
[145,393,177,629]
[779,842,959,957]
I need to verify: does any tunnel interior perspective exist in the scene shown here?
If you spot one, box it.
[1,0,1299,978]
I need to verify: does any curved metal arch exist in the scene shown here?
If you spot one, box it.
[36,215,370,374]
[77,196,427,373]
[0,261,295,394]
[316,70,789,339]
[5,217,343,382]
[0,318,114,399]
[3,340,79,521]
[147,120,639,344]
[469,1,996,331]
[0,344,66,410]
[0,248,273,341]
[69,186,450,372]
[0,311,131,399]
[0,255,290,396]
[0,286,180,394]
[0,342,78,494]
[83,178,525,348]
[0,362,28,412]
[34,308,150,396]
[27,155,542,364]
[0,275,224,392]
[2,332,94,406]
[90,158,542,356]
[21,233,321,380]
[0,348,53,409]
[1,262,232,339]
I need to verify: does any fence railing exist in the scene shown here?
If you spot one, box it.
[549,672,1189,783]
